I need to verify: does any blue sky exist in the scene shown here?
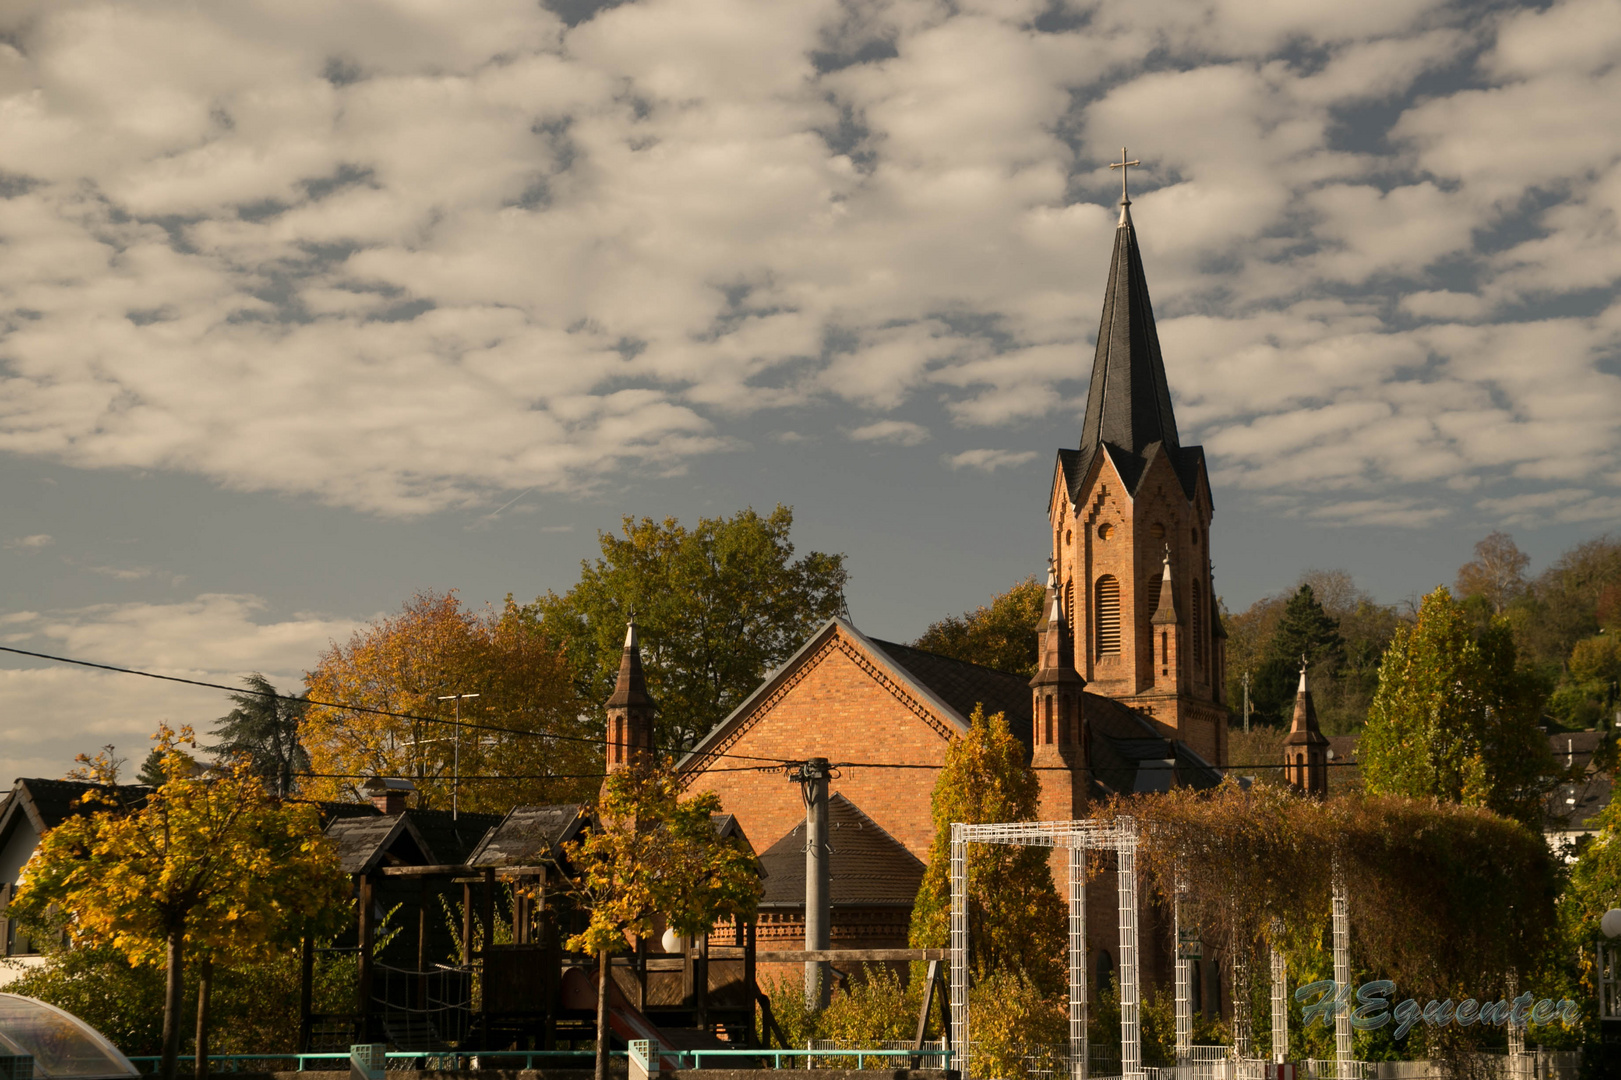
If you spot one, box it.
[3,0,1620,778]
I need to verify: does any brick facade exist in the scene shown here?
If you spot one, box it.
[682,625,956,861]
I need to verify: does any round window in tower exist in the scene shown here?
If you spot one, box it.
[1151,523,1165,540]
[1098,523,1113,541]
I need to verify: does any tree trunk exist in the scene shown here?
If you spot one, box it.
[595,948,611,1080]
[160,928,185,1080]
[194,955,213,1080]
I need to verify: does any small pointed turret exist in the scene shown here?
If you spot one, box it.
[1151,549,1179,626]
[1031,574,1087,819]
[605,613,657,774]
[1283,658,1330,797]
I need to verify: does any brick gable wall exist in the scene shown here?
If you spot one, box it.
[682,628,955,861]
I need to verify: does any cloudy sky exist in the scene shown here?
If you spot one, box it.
[3,0,1620,778]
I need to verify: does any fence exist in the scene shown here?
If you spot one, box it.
[125,1049,621,1074]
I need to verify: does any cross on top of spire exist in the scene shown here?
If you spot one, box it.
[1108,147,1141,206]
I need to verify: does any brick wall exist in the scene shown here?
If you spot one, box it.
[683,629,955,860]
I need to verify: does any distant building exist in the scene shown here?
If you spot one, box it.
[0,778,148,986]
[1545,729,1614,862]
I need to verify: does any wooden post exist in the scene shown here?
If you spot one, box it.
[461,882,474,966]
[636,934,648,1011]
[481,868,495,956]
[541,905,558,1052]
[743,919,757,1048]
[298,936,314,1053]
[697,932,710,1032]
[357,874,374,1040]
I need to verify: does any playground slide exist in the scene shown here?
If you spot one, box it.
[559,967,724,1068]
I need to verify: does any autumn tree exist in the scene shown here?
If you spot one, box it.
[557,764,759,1080]
[529,505,847,749]
[913,577,1046,678]
[1456,531,1531,615]
[909,705,1065,993]
[7,728,348,1080]
[302,592,596,811]
[211,674,309,798]
[1360,587,1555,829]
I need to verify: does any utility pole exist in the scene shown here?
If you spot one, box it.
[787,758,832,1010]
[437,692,480,820]
[1242,671,1251,733]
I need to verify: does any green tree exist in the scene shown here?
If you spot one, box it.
[1359,587,1555,829]
[529,505,847,748]
[1549,634,1621,728]
[909,705,1065,993]
[1250,584,1345,725]
[913,577,1045,677]
[211,674,309,799]
[6,727,349,1080]
[558,763,760,1080]
[1508,535,1621,673]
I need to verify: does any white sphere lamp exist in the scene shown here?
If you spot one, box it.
[661,927,685,954]
[1602,908,1621,939]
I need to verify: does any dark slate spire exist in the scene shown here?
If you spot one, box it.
[605,616,654,711]
[1079,189,1181,461]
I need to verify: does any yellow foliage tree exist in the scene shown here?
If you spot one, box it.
[302,591,597,811]
[7,727,348,1080]
[557,765,760,1080]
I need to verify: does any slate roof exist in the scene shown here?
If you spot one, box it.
[324,813,437,875]
[1081,693,1223,796]
[467,804,586,868]
[758,794,924,909]
[680,619,1223,798]
[0,778,149,848]
[409,809,504,866]
[1063,205,1205,503]
[865,639,1033,744]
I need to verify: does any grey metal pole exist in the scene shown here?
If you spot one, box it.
[803,757,831,1010]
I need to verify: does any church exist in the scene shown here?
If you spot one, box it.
[605,174,1234,995]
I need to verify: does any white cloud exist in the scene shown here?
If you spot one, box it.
[4,535,52,550]
[0,594,366,780]
[946,448,1038,472]
[847,419,930,446]
[0,0,1613,530]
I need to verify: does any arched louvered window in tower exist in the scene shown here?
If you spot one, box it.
[1065,578,1075,638]
[1095,575,1121,656]
[1146,573,1162,617]
[1192,583,1204,666]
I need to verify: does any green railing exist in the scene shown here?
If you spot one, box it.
[628,1040,951,1073]
[125,1049,624,1073]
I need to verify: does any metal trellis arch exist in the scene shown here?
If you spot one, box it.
[948,817,1141,1080]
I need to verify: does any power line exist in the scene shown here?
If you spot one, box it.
[1,645,1362,777]
[0,644,792,767]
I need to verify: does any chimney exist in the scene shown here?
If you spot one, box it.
[363,777,416,815]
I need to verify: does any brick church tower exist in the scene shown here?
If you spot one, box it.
[1046,179,1229,765]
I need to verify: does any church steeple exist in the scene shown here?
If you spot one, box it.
[1283,661,1329,797]
[1042,149,1227,767]
[605,614,657,774]
[1080,150,1181,462]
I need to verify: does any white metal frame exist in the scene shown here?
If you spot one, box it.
[1330,871,1352,1080]
[949,818,1141,1080]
